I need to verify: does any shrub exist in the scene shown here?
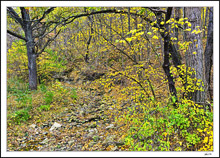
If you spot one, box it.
[37,104,51,112]
[9,108,31,125]
[44,91,54,104]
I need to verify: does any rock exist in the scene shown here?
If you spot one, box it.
[89,141,96,147]
[29,124,37,128]
[108,89,112,93]
[100,104,106,109]
[68,140,75,146]
[23,137,27,140]
[106,124,114,129]
[49,122,62,131]
[42,123,49,128]
[109,107,113,110]
[43,132,48,135]
[103,135,116,144]
[39,138,48,145]
[111,146,118,151]
[79,110,85,116]
[21,143,26,148]
[76,124,81,127]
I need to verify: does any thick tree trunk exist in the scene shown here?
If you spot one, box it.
[21,7,38,90]
[184,7,205,104]
[27,45,38,90]
[204,7,213,100]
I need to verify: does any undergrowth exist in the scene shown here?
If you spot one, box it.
[7,79,78,125]
[94,62,213,151]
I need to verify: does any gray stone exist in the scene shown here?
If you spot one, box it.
[103,135,116,144]
[39,138,48,145]
[106,124,114,129]
[89,141,96,147]
[111,146,118,151]
[43,132,48,135]
[49,122,62,131]
[68,140,75,146]
[29,124,37,128]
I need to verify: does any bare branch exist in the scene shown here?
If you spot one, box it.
[7,30,26,41]
[145,7,167,14]
[32,7,56,28]
[7,7,23,25]
[36,29,61,56]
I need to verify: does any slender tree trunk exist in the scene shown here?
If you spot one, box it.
[203,7,209,38]
[204,7,213,101]
[163,7,178,107]
[109,17,112,42]
[174,7,180,50]
[184,7,205,104]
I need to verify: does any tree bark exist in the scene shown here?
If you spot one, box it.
[20,7,38,90]
[174,7,180,50]
[162,7,178,107]
[204,7,213,101]
[203,7,209,38]
[184,7,205,104]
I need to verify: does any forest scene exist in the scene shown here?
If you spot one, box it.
[6,6,214,152]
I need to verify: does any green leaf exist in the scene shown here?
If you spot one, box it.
[171,96,176,103]
[139,8,146,14]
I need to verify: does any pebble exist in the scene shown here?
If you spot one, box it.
[106,124,114,129]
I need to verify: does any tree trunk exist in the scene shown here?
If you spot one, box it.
[163,7,178,107]
[21,7,38,90]
[174,7,180,50]
[204,7,213,101]
[203,7,209,38]
[184,7,205,104]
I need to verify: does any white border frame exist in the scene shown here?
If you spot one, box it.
[1,1,219,157]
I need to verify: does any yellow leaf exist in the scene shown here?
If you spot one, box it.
[179,18,184,22]
[147,32,152,35]
[188,22,191,27]
[152,35,159,39]
[166,20,171,24]
[193,52,197,54]
[126,38,132,42]
[184,28,191,31]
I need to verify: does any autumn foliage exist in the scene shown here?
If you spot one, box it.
[7,7,213,151]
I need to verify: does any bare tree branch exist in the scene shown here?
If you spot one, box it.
[36,29,61,56]
[144,7,167,14]
[32,7,56,28]
[7,29,26,41]
[7,7,23,25]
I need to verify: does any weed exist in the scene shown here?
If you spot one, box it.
[44,91,54,104]
[37,104,51,112]
[8,108,31,124]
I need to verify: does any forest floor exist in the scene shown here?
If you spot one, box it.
[7,78,129,151]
